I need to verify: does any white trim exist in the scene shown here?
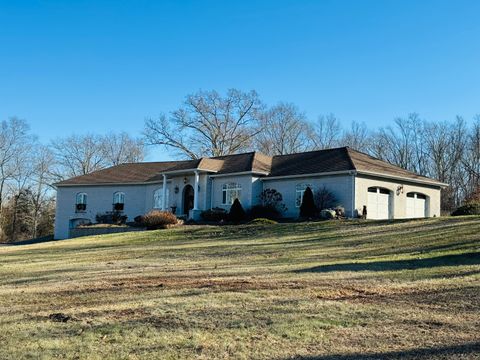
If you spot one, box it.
[263,170,354,181]
[161,167,219,175]
[56,169,447,188]
[356,170,448,187]
[209,171,269,178]
[193,170,199,210]
[161,174,167,210]
[351,173,355,218]
[56,180,172,187]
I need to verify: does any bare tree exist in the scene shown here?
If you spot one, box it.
[30,146,56,238]
[0,118,35,239]
[341,121,370,150]
[462,116,480,185]
[254,102,312,155]
[311,114,342,149]
[423,117,466,209]
[101,132,145,165]
[371,114,429,175]
[50,134,106,181]
[144,89,263,159]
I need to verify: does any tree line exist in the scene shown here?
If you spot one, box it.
[2,88,478,241]
[144,89,479,212]
[0,118,144,242]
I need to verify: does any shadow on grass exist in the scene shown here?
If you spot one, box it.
[282,342,480,360]
[295,252,480,273]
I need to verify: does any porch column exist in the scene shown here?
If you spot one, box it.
[193,170,199,210]
[162,174,167,210]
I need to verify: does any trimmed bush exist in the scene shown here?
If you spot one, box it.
[249,218,278,225]
[95,211,127,225]
[300,187,316,218]
[201,208,228,222]
[141,210,178,229]
[228,198,246,223]
[451,202,480,216]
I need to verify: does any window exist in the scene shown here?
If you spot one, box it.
[113,192,125,211]
[295,184,312,207]
[222,183,241,205]
[154,188,170,209]
[75,192,87,212]
[368,187,390,194]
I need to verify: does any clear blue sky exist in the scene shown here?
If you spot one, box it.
[1,0,479,160]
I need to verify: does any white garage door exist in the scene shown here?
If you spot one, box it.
[367,187,391,219]
[406,192,426,218]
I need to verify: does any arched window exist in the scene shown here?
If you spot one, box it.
[113,192,125,211]
[295,184,312,207]
[154,188,170,209]
[222,183,242,205]
[75,192,87,211]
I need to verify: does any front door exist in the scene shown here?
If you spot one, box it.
[183,185,194,215]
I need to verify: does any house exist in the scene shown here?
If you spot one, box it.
[54,147,447,239]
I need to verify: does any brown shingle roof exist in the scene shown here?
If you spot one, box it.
[346,147,439,183]
[268,147,353,177]
[55,161,189,186]
[56,147,444,186]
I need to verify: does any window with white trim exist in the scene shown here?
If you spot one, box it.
[222,183,242,205]
[153,188,170,209]
[295,184,312,207]
[113,192,125,211]
[75,192,87,211]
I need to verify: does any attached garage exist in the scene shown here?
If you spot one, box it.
[367,187,391,219]
[406,192,427,218]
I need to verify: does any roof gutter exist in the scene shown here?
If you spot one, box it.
[54,179,172,187]
[209,171,270,178]
[160,167,219,175]
[356,170,449,187]
[262,170,355,181]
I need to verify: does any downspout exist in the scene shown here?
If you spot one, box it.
[351,172,356,219]
[210,176,214,210]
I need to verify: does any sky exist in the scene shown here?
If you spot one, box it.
[1,0,479,160]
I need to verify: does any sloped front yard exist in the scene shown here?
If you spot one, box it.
[0,217,479,359]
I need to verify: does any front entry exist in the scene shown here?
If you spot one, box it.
[183,184,194,215]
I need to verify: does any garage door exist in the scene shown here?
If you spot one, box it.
[367,187,391,219]
[406,192,426,218]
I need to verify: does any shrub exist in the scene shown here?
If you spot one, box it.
[465,186,480,203]
[249,218,278,225]
[451,202,480,216]
[95,211,127,225]
[300,187,316,218]
[141,210,178,229]
[201,207,228,222]
[259,189,287,213]
[228,198,246,223]
[314,186,337,211]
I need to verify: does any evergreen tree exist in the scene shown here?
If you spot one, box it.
[300,187,316,218]
[229,198,246,222]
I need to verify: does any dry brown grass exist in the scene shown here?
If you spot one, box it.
[0,216,479,359]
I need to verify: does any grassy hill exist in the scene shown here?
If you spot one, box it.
[0,217,479,360]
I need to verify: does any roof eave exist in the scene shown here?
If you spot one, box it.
[262,170,355,181]
[356,170,448,187]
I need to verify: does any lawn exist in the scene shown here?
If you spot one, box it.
[0,217,479,359]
